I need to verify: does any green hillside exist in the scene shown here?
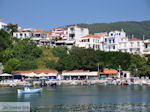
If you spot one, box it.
[75,20,150,39]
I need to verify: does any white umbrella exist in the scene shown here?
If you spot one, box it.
[24,73,36,77]
[0,73,12,77]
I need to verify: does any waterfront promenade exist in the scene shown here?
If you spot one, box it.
[0,77,150,87]
[0,79,105,87]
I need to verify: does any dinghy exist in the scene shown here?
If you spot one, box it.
[18,87,42,94]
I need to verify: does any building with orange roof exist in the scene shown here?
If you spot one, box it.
[12,69,58,80]
[143,39,150,56]
[94,32,108,37]
[99,68,118,78]
[77,34,103,50]
[51,27,67,40]
[128,38,144,54]
[13,28,52,45]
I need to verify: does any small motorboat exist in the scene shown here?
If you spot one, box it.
[18,87,42,94]
[71,81,78,85]
[50,83,57,87]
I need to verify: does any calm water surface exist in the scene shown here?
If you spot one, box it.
[0,85,150,111]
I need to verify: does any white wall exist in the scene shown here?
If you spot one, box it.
[13,32,32,39]
[0,22,7,30]
[67,26,89,42]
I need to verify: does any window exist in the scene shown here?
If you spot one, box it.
[137,42,140,47]
[69,34,75,39]
[109,40,111,43]
[24,34,27,37]
[105,38,107,42]
[130,42,133,47]
[113,39,115,43]
[111,33,113,36]
[70,28,74,31]
[35,34,41,37]
[124,43,126,47]
[145,44,148,48]
[113,46,115,49]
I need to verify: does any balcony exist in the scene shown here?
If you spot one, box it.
[143,48,150,56]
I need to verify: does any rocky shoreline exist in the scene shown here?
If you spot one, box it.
[0,80,105,87]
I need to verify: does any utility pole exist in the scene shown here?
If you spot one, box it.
[97,63,100,72]
[132,34,134,39]
[143,35,145,41]
[118,65,121,78]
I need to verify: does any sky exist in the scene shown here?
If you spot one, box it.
[0,0,150,30]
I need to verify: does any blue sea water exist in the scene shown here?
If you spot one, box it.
[0,85,150,111]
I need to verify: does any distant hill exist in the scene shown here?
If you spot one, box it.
[74,20,150,39]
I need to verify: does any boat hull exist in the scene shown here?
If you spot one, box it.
[18,88,42,94]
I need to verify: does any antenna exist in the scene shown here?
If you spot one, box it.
[143,35,145,40]
[121,28,124,32]
[132,34,134,39]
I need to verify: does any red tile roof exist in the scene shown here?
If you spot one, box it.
[33,69,58,73]
[16,30,31,32]
[52,27,64,30]
[12,69,58,74]
[34,29,44,32]
[82,35,100,38]
[12,71,33,74]
[47,31,52,34]
[63,70,90,73]
[99,68,118,74]
[129,38,142,41]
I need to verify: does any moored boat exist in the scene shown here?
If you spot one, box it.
[18,87,42,94]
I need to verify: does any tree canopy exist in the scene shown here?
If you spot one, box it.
[75,20,150,39]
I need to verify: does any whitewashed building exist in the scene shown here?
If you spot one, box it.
[128,38,144,54]
[77,29,146,55]
[143,39,150,56]
[62,70,98,80]
[51,27,68,40]
[13,30,32,39]
[77,35,102,50]
[0,21,7,30]
[103,30,127,52]
[13,28,50,45]
[67,26,89,45]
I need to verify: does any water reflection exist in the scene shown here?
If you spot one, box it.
[1,85,150,107]
[31,103,150,112]
[17,93,42,100]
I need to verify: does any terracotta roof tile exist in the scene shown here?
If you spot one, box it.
[12,69,58,74]
[52,27,64,30]
[12,71,33,74]
[34,69,58,73]
[82,35,100,38]
[63,70,90,73]
[99,68,118,74]
[129,38,142,41]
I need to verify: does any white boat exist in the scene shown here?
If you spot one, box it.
[71,81,78,85]
[18,87,42,94]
